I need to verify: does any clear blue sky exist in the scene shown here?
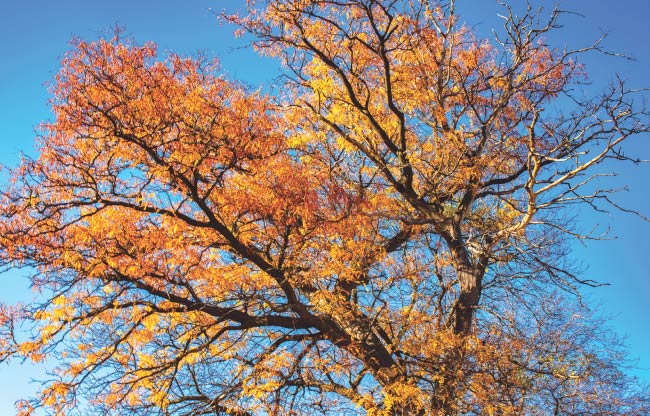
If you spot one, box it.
[0,0,648,413]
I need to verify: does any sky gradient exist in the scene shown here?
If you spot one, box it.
[1,0,648,413]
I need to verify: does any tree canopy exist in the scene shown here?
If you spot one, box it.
[1,1,648,415]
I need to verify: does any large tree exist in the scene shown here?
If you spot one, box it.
[1,1,648,415]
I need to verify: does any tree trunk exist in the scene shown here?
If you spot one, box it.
[453,267,483,334]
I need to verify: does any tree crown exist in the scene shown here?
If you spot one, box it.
[1,1,648,415]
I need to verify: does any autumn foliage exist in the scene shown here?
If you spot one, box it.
[1,1,649,415]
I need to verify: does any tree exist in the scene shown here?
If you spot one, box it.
[0,1,648,414]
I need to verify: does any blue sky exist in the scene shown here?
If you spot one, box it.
[0,0,648,413]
